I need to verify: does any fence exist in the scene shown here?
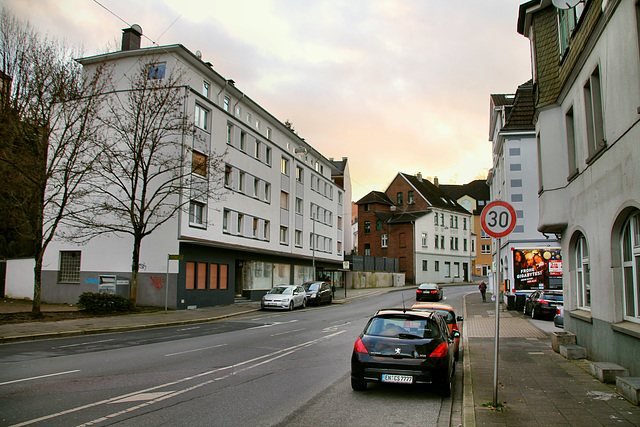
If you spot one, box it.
[345,255,398,273]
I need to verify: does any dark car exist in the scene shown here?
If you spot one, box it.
[351,309,458,396]
[415,283,443,302]
[302,281,333,306]
[523,290,563,319]
[411,302,463,360]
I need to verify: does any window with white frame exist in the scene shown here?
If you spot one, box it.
[264,183,270,202]
[435,235,439,249]
[203,81,210,97]
[263,220,270,240]
[189,201,205,225]
[295,230,302,247]
[226,123,233,145]
[454,262,460,277]
[58,251,81,283]
[444,262,451,277]
[255,140,261,159]
[222,209,229,232]
[576,234,590,309]
[280,191,289,210]
[281,157,289,175]
[223,96,230,112]
[280,226,288,245]
[237,214,244,234]
[253,218,259,237]
[295,197,303,215]
[481,244,491,254]
[566,106,578,177]
[296,166,303,183]
[422,233,428,247]
[622,211,640,322]
[194,104,209,130]
[381,234,388,248]
[240,132,247,152]
[422,260,428,271]
[434,213,439,225]
[584,66,605,159]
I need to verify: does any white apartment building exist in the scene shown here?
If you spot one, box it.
[13,27,347,309]
[518,0,640,375]
[487,81,561,296]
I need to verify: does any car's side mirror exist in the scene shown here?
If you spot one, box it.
[457,316,464,322]
[452,330,461,338]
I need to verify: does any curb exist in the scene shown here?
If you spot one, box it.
[462,292,476,426]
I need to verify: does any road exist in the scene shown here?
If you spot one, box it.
[0,285,475,427]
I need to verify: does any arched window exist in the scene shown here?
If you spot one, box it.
[621,211,640,322]
[376,220,383,231]
[575,234,590,309]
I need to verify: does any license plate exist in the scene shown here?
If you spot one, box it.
[381,374,412,384]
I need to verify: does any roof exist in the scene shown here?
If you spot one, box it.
[374,210,429,224]
[502,80,535,132]
[400,173,469,214]
[356,191,393,205]
[440,180,490,201]
[331,158,347,176]
[490,94,515,108]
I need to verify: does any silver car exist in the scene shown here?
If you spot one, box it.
[261,285,307,310]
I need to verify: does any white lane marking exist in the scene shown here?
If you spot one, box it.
[165,344,227,357]
[53,339,115,349]
[270,328,305,337]
[0,370,81,386]
[12,331,345,427]
[248,319,298,330]
[176,326,201,331]
[110,392,174,404]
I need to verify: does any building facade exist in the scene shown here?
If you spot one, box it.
[356,173,472,285]
[487,80,561,295]
[21,27,347,309]
[518,0,640,375]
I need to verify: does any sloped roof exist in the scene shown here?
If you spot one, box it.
[502,80,535,132]
[400,173,469,214]
[374,210,429,224]
[440,180,490,201]
[490,94,515,108]
[331,158,347,176]
[356,191,393,205]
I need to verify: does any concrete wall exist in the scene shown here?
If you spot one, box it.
[348,271,405,289]
[4,258,35,299]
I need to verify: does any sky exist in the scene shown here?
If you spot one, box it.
[4,0,533,202]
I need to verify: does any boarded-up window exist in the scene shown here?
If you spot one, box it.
[197,262,207,289]
[210,264,218,289]
[220,264,228,289]
[192,151,208,177]
[186,262,196,289]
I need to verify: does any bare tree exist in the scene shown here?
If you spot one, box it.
[71,57,225,304]
[0,7,110,315]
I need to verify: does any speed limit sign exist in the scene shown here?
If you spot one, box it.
[481,201,517,238]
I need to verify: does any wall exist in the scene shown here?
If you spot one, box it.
[4,258,35,299]
[348,271,405,289]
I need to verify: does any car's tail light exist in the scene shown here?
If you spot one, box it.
[452,324,459,332]
[416,289,423,293]
[556,308,561,315]
[429,342,449,358]
[539,299,549,305]
[354,338,369,354]
[430,290,437,294]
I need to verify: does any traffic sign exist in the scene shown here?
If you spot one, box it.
[481,201,517,238]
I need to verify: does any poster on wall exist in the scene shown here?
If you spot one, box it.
[513,248,562,291]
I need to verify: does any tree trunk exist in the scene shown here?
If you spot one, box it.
[130,234,141,305]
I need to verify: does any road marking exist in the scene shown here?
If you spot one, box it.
[0,370,81,386]
[12,331,346,427]
[109,392,174,403]
[53,339,115,349]
[248,319,298,330]
[176,326,200,331]
[165,344,227,357]
[270,328,305,336]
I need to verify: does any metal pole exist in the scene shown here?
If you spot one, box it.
[493,237,501,406]
[312,212,316,280]
[165,255,169,313]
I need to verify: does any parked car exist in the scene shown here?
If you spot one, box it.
[351,308,458,396]
[410,302,463,360]
[415,283,443,302]
[554,305,564,328]
[302,281,333,306]
[261,285,307,310]
[523,290,563,319]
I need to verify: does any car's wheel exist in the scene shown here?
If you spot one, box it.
[351,377,367,391]
[439,374,452,397]
[328,295,332,304]
[288,301,294,311]
[302,298,306,309]
[523,304,528,315]
[531,306,537,319]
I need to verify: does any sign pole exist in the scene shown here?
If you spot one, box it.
[493,237,501,407]
[165,255,169,313]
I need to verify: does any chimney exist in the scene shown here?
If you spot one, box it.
[121,24,143,51]
[416,172,422,182]
[434,176,439,187]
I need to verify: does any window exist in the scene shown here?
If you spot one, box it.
[227,123,233,145]
[203,81,210,97]
[566,106,578,177]
[185,262,195,289]
[246,113,251,124]
[440,236,445,249]
[58,251,81,283]
[338,217,343,230]
[296,166,303,183]
[267,127,272,140]
[397,192,403,205]
[464,239,467,252]
[408,191,414,204]
[295,230,302,247]
[147,63,165,79]
[194,104,209,130]
[454,262,460,278]
[434,213,439,226]
[253,178,259,197]
[337,241,342,254]
[255,119,260,130]
[435,261,440,272]
[189,201,205,225]
[280,226,288,245]
[576,234,590,309]
[584,66,606,160]
[224,165,232,187]
[209,264,218,289]
[455,238,459,250]
[192,151,208,177]
[280,191,289,210]
[253,218,259,237]
[265,147,271,165]
[295,197,303,214]
[338,192,343,205]
[463,218,467,230]
[223,96,230,112]
[450,237,454,250]
[510,164,522,171]
[240,132,247,152]
[440,213,444,225]
[237,214,244,234]
[264,183,270,202]
[281,157,289,175]
[558,3,585,56]
[422,233,428,247]
[235,106,241,117]
[263,220,270,240]
[435,235,439,249]
[621,211,640,322]
[481,244,491,254]
[381,234,388,248]
[364,221,370,234]
[197,262,207,289]
[444,262,451,277]
[364,204,370,212]
[376,220,383,231]
[238,172,245,192]
[422,260,428,271]
[222,210,229,232]
[364,244,371,256]
[255,141,261,159]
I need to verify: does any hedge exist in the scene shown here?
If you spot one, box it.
[77,292,136,314]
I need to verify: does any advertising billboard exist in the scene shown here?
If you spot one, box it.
[513,249,562,291]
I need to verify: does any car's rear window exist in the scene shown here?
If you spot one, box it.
[365,316,440,339]
[304,283,320,291]
[544,294,563,302]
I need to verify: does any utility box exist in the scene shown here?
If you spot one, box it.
[98,275,130,298]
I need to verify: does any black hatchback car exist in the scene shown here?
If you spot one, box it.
[351,309,458,396]
[302,281,333,306]
[523,290,563,319]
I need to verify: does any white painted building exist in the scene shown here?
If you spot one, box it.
[8,27,347,309]
[487,81,561,296]
[518,0,640,374]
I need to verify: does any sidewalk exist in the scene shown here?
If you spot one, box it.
[0,286,401,343]
[463,291,640,426]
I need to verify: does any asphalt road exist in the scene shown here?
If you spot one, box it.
[0,285,475,427]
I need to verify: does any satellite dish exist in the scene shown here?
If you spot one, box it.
[195,50,202,59]
[552,0,580,9]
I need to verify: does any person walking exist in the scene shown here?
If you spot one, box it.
[479,281,487,302]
